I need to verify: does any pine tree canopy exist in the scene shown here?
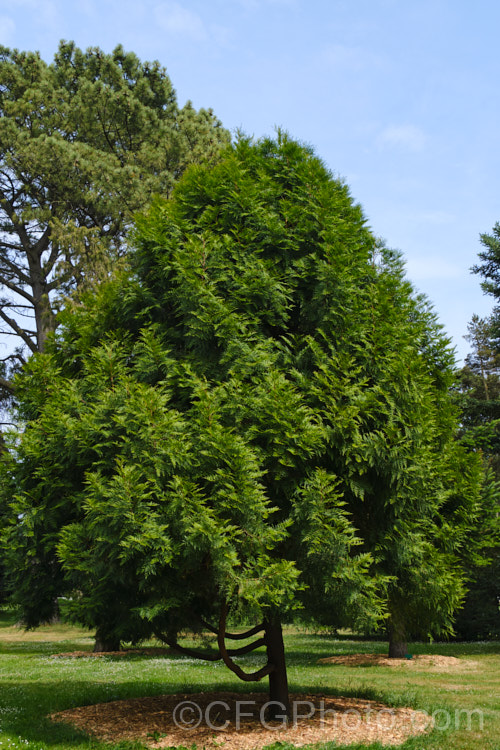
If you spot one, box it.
[0,40,230,369]
[1,134,482,704]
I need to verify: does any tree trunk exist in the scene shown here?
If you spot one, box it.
[93,629,121,653]
[265,617,290,718]
[26,233,57,353]
[388,616,408,658]
[34,292,57,353]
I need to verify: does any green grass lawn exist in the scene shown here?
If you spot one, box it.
[0,609,498,750]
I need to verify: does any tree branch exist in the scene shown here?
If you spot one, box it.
[0,352,25,365]
[0,252,32,287]
[153,630,221,661]
[34,224,51,258]
[0,307,37,352]
[153,627,266,663]
[0,196,33,254]
[0,274,34,304]
[0,377,15,394]
[217,602,274,682]
[227,637,267,656]
[200,618,265,641]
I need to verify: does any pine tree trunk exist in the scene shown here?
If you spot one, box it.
[388,616,408,658]
[34,292,57,353]
[27,236,57,353]
[265,617,290,718]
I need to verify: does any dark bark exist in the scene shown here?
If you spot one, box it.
[1,197,55,353]
[33,289,57,353]
[0,377,15,394]
[93,629,121,652]
[200,618,265,640]
[217,602,274,682]
[153,629,265,661]
[264,616,290,718]
[157,606,290,719]
[388,616,408,658]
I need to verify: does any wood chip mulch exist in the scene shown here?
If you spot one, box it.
[317,653,478,671]
[50,691,433,749]
[51,648,173,659]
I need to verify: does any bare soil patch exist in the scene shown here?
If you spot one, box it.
[318,653,478,672]
[51,691,432,749]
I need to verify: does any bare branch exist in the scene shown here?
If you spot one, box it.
[0,275,34,304]
[0,377,15,394]
[201,618,265,641]
[226,637,267,656]
[153,630,221,662]
[0,308,37,352]
[0,239,28,252]
[42,239,61,278]
[0,353,24,363]
[153,626,266,663]
[0,253,32,286]
[0,197,32,253]
[0,330,36,336]
[217,602,274,682]
[34,224,51,258]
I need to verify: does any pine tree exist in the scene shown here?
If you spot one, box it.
[460,316,500,443]
[0,41,229,367]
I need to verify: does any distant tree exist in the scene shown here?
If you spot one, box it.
[339,250,483,657]
[1,135,481,710]
[454,306,500,639]
[472,222,500,300]
[0,40,229,369]
[452,471,500,640]
[471,221,500,389]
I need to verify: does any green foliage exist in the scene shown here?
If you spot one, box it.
[472,221,500,301]
[1,134,480,655]
[455,226,500,640]
[453,472,500,640]
[0,40,230,357]
[458,316,500,460]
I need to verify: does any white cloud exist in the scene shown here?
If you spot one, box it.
[0,15,15,44]
[406,256,461,281]
[154,2,207,41]
[378,125,426,152]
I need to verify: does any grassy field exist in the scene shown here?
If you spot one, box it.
[0,608,499,750]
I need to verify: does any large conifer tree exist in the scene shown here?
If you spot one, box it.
[1,135,481,709]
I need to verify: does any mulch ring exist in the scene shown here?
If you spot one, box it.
[317,653,478,671]
[50,691,433,749]
[51,648,173,658]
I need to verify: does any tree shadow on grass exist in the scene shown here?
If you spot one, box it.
[0,677,411,750]
[1,679,169,749]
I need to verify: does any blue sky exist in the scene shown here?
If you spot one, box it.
[1,0,499,361]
